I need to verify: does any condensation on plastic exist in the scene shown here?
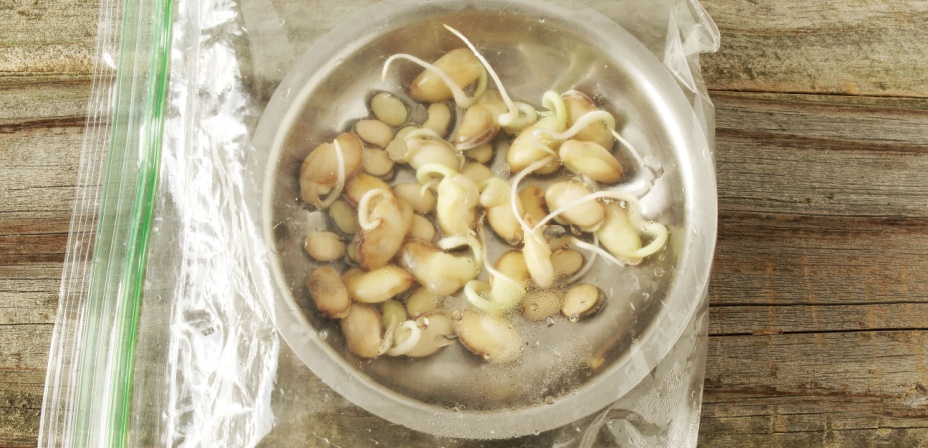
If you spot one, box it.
[40,0,718,446]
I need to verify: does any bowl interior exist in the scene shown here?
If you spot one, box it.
[256,0,714,439]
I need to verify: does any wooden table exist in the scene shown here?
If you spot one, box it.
[2,1,926,446]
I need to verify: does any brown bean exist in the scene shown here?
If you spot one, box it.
[306,267,351,319]
[340,304,383,358]
[409,48,484,103]
[561,283,605,321]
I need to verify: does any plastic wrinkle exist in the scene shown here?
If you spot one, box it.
[159,0,278,446]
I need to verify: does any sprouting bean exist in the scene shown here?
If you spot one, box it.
[460,161,493,186]
[518,186,547,224]
[562,90,615,151]
[558,139,623,183]
[393,182,436,214]
[403,313,455,357]
[544,180,604,232]
[465,142,494,163]
[409,48,484,103]
[398,240,479,296]
[345,265,415,304]
[344,173,392,208]
[405,287,441,318]
[299,133,364,208]
[352,189,413,269]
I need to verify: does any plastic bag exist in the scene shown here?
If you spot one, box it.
[40,0,718,446]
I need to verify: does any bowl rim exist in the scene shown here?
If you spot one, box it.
[251,0,718,439]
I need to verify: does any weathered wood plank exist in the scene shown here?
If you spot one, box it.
[700,396,928,448]
[701,1,928,97]
[0,80,92,123]
[0,0,99,75]
[709,303,928,336]
[713,92,928,218]
[0,369,46,448]
[0,118,84,219]
[0,324,55,370]
[711,212,928,306]
[0,263,60,448]
[700,330,928,446]
[705,331,928,403]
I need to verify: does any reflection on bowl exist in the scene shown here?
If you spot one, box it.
[253,0,715,440]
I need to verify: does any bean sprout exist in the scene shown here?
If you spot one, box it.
[383,53,484,108]
[357,188,392,230]
[316,139,346,208]
[444,24,533,128]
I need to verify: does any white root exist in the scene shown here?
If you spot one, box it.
[357,188,392,230]
[523,215,556,289]
[386,321,421,356]
[544,181,605,232]
[537,110,616,142]
[562,90,614,150]
[416,163,479,236]
[542,91,568,129]
[437,232,483,270]
[509,156,557,238]
[566,233,601,284]
[382,52,483,107]
[464,232,527,314]
[398,241,479,296]
[568,236,626,267]
[596,201,669,264]
[404,314,456,357]
[443,24,533,128]
[611,129,658,198]
[317,139,347,208]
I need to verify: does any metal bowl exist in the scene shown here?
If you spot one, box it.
[253,0,716,439]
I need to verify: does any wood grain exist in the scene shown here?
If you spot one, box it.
[701,0,928,97]
[713,92,928,218]
[0,0,99,75]
[2,0,928,446]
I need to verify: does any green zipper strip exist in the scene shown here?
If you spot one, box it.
[71,0,173,445]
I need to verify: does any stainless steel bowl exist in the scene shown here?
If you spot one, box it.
[252,0,716,439]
